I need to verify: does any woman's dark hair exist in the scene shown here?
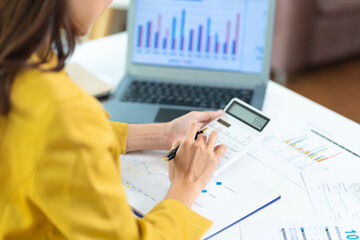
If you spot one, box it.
[0,0,77,115]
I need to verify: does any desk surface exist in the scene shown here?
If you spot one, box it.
[70,32,360,239]
[109,0,129,10]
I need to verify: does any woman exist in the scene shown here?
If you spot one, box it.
[0,0,227,239]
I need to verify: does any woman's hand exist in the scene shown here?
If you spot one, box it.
[125,110,222,152]
[165,123,227,207]
[164,110,223,150]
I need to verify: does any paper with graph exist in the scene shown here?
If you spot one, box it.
[240,220,360,240]
[249,123,360,187]
[302,170,360,220]
[120,151,280,239]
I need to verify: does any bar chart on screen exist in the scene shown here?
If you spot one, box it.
[136,10,241,56]
[132,0,269,73]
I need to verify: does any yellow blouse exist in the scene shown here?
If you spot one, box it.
[0,59,211,239]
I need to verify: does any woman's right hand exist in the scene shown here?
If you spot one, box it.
[165,123,227,207]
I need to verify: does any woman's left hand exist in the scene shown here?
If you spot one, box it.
[164,110,223,149]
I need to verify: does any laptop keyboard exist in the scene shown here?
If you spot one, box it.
[121,80,254,109]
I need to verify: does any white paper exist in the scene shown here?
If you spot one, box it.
[120,151,280,239]
[240,220,360,240]
[249,123,360,187]
[302,170,360,220]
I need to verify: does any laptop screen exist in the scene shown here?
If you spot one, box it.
[132,0,269,74]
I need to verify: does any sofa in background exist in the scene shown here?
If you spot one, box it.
[271,0,360,82]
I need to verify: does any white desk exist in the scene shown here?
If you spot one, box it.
[70,33,360,239]
[109,0,129,10]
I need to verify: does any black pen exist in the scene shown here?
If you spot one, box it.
[163,127,208,162]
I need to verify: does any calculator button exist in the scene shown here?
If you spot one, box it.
[245,135,255,141]
[217,125,226,132]
[239,138,249,145]
[224,149,236,159]
[208,122,216,128]
[233,135,241,141]
[231,143,244,151]
[218,134,227,142]
[225,130,232,136]
[224,138,236,148]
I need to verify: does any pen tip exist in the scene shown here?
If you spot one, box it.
[202,127,208,132]
[163,157,169,162]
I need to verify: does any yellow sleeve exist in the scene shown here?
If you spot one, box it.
[29,95,211,240]
[140,199,212,239]
[110,121,128,156]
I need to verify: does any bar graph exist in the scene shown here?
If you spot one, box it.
[258,125,360,173]
[261,130,344,170]
[282,135,342,163]
[136,10,241,57]
[132,0,269,73]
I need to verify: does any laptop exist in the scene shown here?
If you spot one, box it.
[105,0,276,124]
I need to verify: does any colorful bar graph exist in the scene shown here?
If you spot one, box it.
[207,37,212,53]
[290,138,308,147]
[197,25,203,52]
[309,148,328,158]
[156,15,162,49]
[283,134,343,164]
[136,11,242,56]
[171,17,177,50]
[232,40,236,55]
[214,33,219,53]
[206,18,211,53]
[225,21,231,54]
[233,13,240,55]
[162,38,166,49]
[180,10,186,51]
[316,152,342,162]
[137,25,143,47]
[154,32,158,48]
[146,21,152,48]
[163,29,169,49]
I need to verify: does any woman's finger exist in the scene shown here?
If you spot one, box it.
[206,131,219,150]
[184,122,199,142]
[196,134,207,143]
[214,144,227,160]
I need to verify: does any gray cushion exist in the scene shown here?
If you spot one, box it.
[317,0,360,14]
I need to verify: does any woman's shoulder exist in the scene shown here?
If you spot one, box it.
[13,65,83,105]
[11,64,107,126]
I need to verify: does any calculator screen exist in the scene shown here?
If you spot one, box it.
[226,102,270,131]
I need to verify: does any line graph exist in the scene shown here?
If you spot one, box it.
[120,151,171,208]
[123,156,169,178]
[303,171,360,220]
[119,151,280,239]
[120,152,231,206]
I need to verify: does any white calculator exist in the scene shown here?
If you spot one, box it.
[204,98,271,176]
